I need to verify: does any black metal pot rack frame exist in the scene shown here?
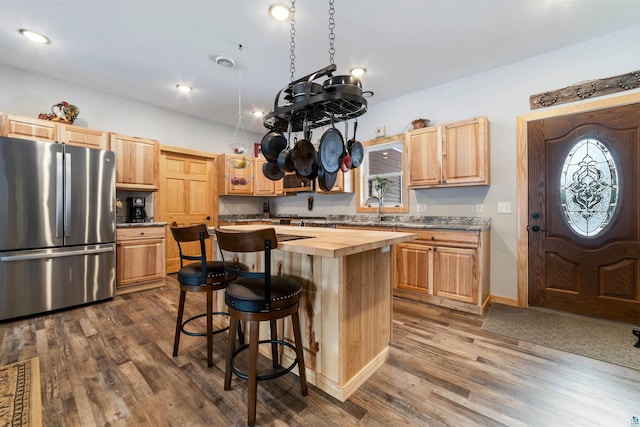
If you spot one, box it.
[263,64,368,133]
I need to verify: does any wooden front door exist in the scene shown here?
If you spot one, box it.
[527,103,640,323]
[158,149,216,273]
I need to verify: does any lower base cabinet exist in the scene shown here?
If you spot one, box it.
[393,228,489,314]
[116,225,166,293]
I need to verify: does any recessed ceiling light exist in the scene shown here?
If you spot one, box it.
[19,29,50,44]
[252,111,265,118]
[269,4,291,21]
[176,84,192,93]
[350,67,366,77]
[214,55,235,68]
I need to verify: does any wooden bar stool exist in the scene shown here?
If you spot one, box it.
[169,222,242,367]
[214,226,307,426]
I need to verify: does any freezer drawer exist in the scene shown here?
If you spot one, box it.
[0,244,116,321]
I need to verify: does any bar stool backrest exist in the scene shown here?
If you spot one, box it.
[170,222,210,284]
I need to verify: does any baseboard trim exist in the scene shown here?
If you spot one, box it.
[488,295,519,307]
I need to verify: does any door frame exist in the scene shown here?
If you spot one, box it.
[516,92,640,307]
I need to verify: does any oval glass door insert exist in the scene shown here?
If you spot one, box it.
[560,138,618,237]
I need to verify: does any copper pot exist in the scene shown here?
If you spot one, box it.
[412,119,430,129]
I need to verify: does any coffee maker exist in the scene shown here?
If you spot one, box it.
[128,197,147,223]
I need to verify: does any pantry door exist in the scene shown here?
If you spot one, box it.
[527,103,640,323]
[158,149,216,273]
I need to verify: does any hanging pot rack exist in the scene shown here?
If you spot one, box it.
[263,0,368,133]
[262,64,368,132]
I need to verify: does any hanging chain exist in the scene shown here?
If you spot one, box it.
[328,0,335,65]
[289,0,296,81]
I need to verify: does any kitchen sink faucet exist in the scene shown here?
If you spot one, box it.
[365,196,383,222]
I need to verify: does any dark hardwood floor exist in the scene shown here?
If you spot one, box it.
[1,275,639,426]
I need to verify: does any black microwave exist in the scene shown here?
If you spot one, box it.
[283,172,315,193]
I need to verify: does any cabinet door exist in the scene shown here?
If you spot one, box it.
[59,124,107,149]
[407,126,441,187]
[253,158,283,196]
[316,169,353,193]
[394,242,432,294]
[110,133,159,190]
[433,246,478,303]
[1,113,57,142]
[441,116,489,185]
[116,238,164,286]
[219,154,254,195]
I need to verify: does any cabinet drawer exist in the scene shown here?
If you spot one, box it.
[396,228,479,247]
[117,226,166,241]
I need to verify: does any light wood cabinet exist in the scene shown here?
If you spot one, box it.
[393,228,490,314]
[316,169,353,193]
[408,116,489,188]
[253,158,284,196]
[58,124,107,149]
[217,153,254,195]
[1,113,57,142]
[109,133,160,191]
[116,225,166,293]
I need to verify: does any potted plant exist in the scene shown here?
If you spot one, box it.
[373,175,391,199]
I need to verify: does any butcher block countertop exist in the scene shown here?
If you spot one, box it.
[213,224,417,258]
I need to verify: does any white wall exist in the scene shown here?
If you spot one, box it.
[0,64,262,153]
[1,24,639,300]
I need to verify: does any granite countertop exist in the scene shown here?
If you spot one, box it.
[218,215,490,231]
[116,222,168,228]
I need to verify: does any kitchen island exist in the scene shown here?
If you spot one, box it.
[211,224,416,402]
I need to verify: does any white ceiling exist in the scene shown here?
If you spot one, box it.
[1,1,639,135]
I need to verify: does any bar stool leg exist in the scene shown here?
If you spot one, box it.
[173,290,187,357]
[291,310,308,396]
[206,290,213,367]
[248,320,260,426]
[269,319,279,369]
[224,315,238,390]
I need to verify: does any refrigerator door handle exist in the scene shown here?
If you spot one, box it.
[64,152,72,238]
[56,152,64,238]
[0,246,114,262]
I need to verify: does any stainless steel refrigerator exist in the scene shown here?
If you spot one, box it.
[0,136,116,321]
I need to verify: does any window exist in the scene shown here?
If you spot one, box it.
[355,134,409,214]
[560,137,618,237]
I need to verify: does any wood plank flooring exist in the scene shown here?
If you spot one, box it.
[1,275,639,426]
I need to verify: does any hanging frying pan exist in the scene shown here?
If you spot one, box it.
[292,138,316,178]
[317,165,337,192]
[291,120,317,178]
[277,129,295,172]
[340,121,352,172]
[277,147,295,172]
[260,130,287,162]
[262,159,284,181]
[347,119,364,168]
[317,123,344,174]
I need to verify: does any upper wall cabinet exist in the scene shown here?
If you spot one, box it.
[1,113,108,150]
[109,133,159,191]
[253,157,284,196]
[58,124,108,150]
[316,169,353,194]
[1,113,57,142]
[408,116,489,188]
[218,153,254,196]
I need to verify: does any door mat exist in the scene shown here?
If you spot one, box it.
[0,357,42,427]
[482,304,640,371]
